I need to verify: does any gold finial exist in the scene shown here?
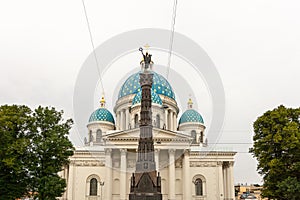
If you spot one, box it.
[188,98,193,109]
[100,95,106,108]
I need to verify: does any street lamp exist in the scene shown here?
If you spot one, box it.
[100,181,104,200]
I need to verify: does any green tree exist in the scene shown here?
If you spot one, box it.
[250,105,300,200]
[0,105,33,199]
[28,106,74,200]
[0,105,74,200]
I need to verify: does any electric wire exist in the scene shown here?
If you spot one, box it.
[166,0,178,80]
[81,0,105,94]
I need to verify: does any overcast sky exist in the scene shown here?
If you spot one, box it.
[1,0,300,184]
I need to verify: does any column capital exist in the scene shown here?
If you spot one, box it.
[105,148,112,154]
[69,160,76,165]
[223,161,234,168]
[217,161,223,166]
[183,149,190,156]
[155,148,160,153]
[168,149,175,155]
[120,148,127,155]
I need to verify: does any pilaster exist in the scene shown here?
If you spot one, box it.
[105,148,112,200]
[120,148,127,200]
[183,150,191,200]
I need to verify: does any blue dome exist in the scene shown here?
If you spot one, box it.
[179,109,204,124]
[118,71,175,100]
[132,89,163,105]
[89,108,115,124]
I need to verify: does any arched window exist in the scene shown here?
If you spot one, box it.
[90,178,98,196]
[96,129,102,143]
[200,131,204,143]
[191,130,197,144]
[134,114,139,128]
[156,114,160,128]
[194,178,203,196]
[89,130,93,142]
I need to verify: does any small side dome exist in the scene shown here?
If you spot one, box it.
[179,98,204,124]
[89,108,115,124]
[88,95,115,124]
[179,109,204,124]
[132,90,162,105]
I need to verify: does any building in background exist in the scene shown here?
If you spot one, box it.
[60,57,236,200]
[235,184,266,200]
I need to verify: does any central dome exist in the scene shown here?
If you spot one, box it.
[118,71,175,100]
[132,89,163,105]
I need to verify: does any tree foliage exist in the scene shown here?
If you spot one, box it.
[0,105,33,199]
[250,105,300,199]
[0,105,74,200]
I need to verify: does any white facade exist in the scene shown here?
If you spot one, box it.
[60,67,236,200]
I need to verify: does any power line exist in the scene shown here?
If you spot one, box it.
[208,143,254,145]
[166,0,178,80]
[81,0,105,93]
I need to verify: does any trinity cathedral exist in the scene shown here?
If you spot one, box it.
[59,52,236,200]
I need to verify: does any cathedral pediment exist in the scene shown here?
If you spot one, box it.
[104,128,192,143]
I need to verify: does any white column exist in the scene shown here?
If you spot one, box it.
[218,162,224,199]
[67,161,74,200]
[183,150,191,200]
[168,149,176,200]
[120,149,127,200]
[228,162,235,200]
[173,113,177,131]
[61,166,68,199]
[170,111,174,131]
[116,111,120,130]
[104,148,112,200]
[155,149,160,170]
[120,110,125,131]
[125,108,130,130]
[223,163,228,199]
[164,109,168,130]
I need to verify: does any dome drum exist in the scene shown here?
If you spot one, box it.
[178,122,205,132]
